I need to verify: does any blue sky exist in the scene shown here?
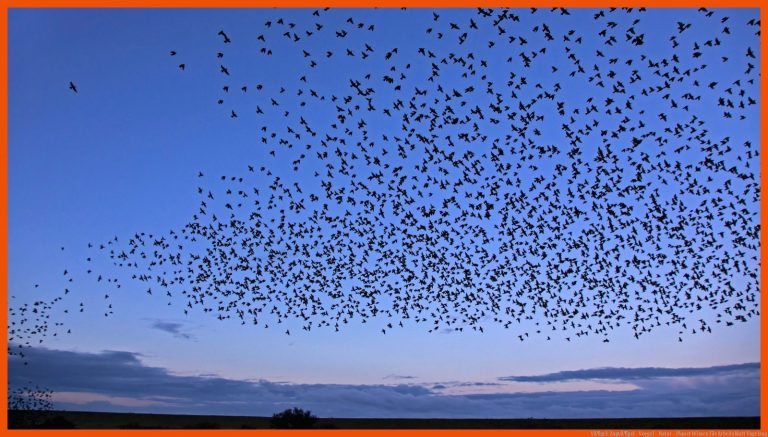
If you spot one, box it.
[8,8,760,418]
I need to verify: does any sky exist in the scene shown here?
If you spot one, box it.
[7,8,761,418]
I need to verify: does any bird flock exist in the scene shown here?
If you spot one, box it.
[10,8,761,366]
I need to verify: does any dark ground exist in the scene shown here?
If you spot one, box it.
[7,410,761,429]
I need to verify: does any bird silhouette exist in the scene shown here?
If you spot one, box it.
[25,9,759,356]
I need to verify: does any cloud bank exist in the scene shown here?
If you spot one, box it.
[9,346,759,419]
[498,363,760,382]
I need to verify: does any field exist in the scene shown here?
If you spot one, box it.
[8,410,761,429]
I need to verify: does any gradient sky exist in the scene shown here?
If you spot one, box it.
[8,8,760,418]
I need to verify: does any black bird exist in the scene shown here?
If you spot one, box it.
[26,8,759,350]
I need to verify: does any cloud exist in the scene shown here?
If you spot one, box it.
[53,392,173,408]
[498,363,760,383]
[383,374,417,380]
[456,381,503,387]
[149,320,196,341]
[8,345,760,419]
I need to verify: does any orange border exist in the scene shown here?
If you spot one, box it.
[2,3,9,433]
[2,3,765,436]
[761,6,766,433]
[0,1,765,6]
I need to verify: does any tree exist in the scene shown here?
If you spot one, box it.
[270,407,318,429]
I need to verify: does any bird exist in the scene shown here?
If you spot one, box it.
[28,8,758,354]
